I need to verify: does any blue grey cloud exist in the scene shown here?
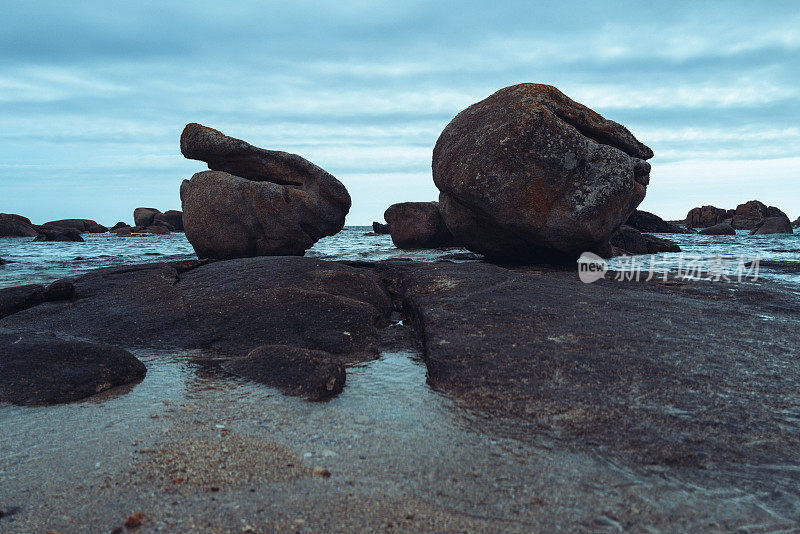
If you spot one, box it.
[1,0,798,225]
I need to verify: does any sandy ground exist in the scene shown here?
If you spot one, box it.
[2,330,798,532]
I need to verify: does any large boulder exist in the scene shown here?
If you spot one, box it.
[179,123,351,259]
[699,222,736,235]
[222,345,345,400]
[153,210,184,231]
[133,208,161,228]
[384,202,455,249]
[750,216,794,235]
[627,210,693,234]
[685,206,729,228]
[432,84,652,263]
[0,213,38,237]
[731,201,788,230]
[0,333,146,406]
[42,219,107,233]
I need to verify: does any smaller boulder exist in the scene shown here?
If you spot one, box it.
[750,217,794,235]
[222,345,345,401]
[627,211,693,234]
[33,227,84,242]
[610,226,681,255]
[731,201,788,230]
[384,202,455,249]
[0,284,45,319]
[372,221,390,234]
[112,226,133,236]
[699,222,736,235]
[153,210,183,231]
[134,208,161,228]
[44,278,75,301]
[0,333,146,406]
[142,225,170,235]
[42,219,107,233]
[110,222,130,230]
[793,217,799,229]
[686,206,728,228]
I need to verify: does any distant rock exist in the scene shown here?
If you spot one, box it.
[0,213,38,237]
[793,217,800,228]
[153,210,183,231]
[134,208,161,228]
[180,123,351,259]
[627,210,694,234]
[750,216,794,235]
[42,219,107,233]
[372,221,390,234]
[432,83,652,263]
[384,202,455,249]
[222,345,345,400]
[141,225,170,235]
[110,222,129,230]
[731,200,788,230]
[685,206,728,228]
[610,225,681,255]
[0,333,146,406]
[699,222,736,235]
[112,226,132,237]
[33,227,84,242]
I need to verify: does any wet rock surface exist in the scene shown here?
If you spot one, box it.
[384,201,454,249]
[0,333,146,405]
[223,344,346,400]
[0,257,392,361]
[179,123,351,259]
[433,83,652,263]
[375,260,800,470]
[3,256,800,530]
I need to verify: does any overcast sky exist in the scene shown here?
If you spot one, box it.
[2,1,798,225]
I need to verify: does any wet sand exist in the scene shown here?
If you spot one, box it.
[2,325,798,532]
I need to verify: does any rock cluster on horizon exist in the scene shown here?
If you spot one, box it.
[179,123,351,259]
[432,83,653,263]
[686,200,793,234]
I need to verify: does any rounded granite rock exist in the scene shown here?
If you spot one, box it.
[180,123,351,259]
[432,83,653,263]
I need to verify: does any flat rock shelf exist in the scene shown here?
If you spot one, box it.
[2,256,800,531]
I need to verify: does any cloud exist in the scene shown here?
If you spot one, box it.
[0,1,798,225]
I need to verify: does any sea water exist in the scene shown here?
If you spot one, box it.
[0,227,798,288]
